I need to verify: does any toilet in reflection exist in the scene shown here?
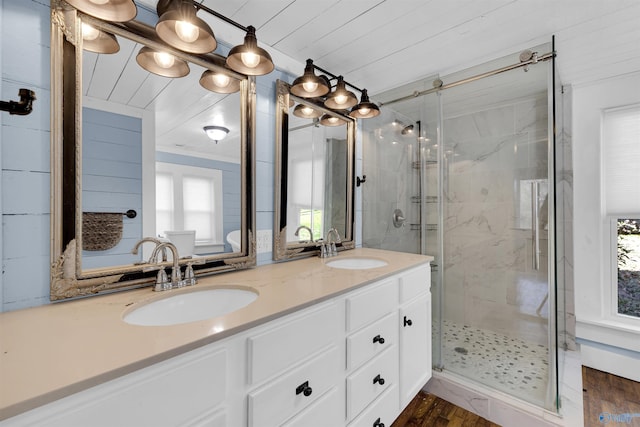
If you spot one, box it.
[164,230,196,259]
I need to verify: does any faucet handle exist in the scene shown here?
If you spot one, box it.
[154,267,169,292]
[184,263,196,286]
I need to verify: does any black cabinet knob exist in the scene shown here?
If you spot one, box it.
[403,316,413,327]
[373,334,385,344]
[295,381,312,397]
[373,417,385,427]
[373,374,385,385]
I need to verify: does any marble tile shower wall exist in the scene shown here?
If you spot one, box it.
[0,0,308,312]
[361,110,422,254]
[442,95,551,346]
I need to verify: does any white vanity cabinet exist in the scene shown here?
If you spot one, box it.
[0,343,234,427]
[1,261,432,427]
[398,266,432,408]
[245,302,344,427]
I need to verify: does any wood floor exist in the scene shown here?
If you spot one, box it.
[392,391,500,427]
[393,367,640,427]
[582,366,640,427]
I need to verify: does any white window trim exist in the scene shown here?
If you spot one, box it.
[156,162,224,251]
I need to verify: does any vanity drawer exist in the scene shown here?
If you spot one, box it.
[346,346,398,421]
[281,387,343,427]
[346,280,397,332]
[247,301,341,385]
[347,312,397,370]
[248,346,341,427]
[347,384,399,427]
[399,264,430,304]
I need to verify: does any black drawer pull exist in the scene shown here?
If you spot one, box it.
[295,381,313,397]
[373,374,385,385]
[373,417,385,427]
[373,334,385,344]
[403,316,413,327]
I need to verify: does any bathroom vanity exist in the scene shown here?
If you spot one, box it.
[0,248,432,426]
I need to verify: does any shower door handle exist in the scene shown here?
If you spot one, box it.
[531,182,540,270]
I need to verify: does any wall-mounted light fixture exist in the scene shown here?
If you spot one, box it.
[81,22,120,54]
[290,58,380,122]
[136,46,190,78]
[293,103,323,119]
[71,0,274,82]
[66,0,137,22]
[203,125,230,143]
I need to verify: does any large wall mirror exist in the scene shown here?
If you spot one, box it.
[273,80,355,261]
[50,3,256,300]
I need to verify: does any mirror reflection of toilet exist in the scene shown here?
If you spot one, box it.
[164,230,196,258]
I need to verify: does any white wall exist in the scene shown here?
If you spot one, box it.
[573,71,640,380]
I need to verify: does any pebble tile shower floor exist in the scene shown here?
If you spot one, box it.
[439,320,548,404]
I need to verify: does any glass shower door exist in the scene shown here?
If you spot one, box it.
[437,51,555,408]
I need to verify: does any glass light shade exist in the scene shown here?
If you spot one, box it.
[291,59,330,98]
[82,25,120,54]
[203,125,230,142]
[324,77,358,110]
[226,26,274,76]
[199,70,241,94]
[156,0,216,54]
[66,0,137,22]
[136,46,190,78]
[293,103,322,119]
[349,89,380,119]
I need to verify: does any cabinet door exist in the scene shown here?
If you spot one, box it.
[399,294,432,407]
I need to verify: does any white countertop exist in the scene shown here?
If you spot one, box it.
[0,248,432,420]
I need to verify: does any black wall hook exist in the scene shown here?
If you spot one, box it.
[356,175,367,187]
[0,89,36,116]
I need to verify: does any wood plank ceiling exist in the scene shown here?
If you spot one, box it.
[87,0,640,156]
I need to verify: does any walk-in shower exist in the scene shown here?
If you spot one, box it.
[362,40,572,412]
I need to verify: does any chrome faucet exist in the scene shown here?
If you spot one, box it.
[149,242,186,291]
[131,237,167,263]
[294,225,313,242]
[319,228,341,258]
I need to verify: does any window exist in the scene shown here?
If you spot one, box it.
[616,219,640,318]
[603,105,640,320]
[155,162,223,246]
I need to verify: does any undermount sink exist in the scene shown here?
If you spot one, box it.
[324,257,388,270]
[123,288,258,326]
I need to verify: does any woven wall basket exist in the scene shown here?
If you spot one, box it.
[82,212,123,251]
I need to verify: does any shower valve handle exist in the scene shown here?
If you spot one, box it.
[403,316,413,327]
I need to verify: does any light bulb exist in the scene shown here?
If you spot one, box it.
[240,51,260,68]
[358,106,371,116]
[301,106,314,116]
[153,52,175,69]
[212,73,231,88]
[89,0,109,4]
[175,20,199,43]
[334,93,348,105]
[82,23,100,41]
[328,116,339,124]
[302,80,318,93]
